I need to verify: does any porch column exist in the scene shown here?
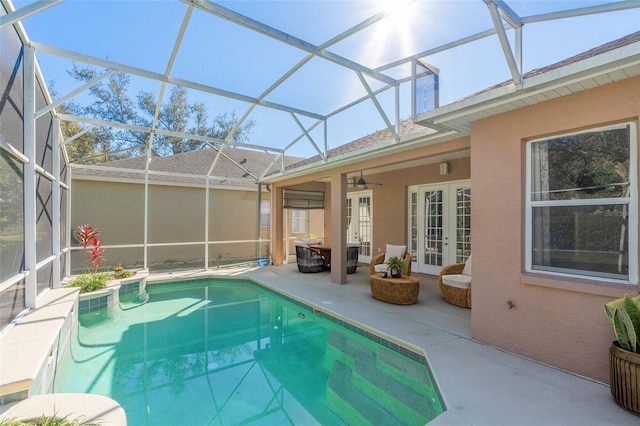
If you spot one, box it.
[271,184,284,265]
[330,171,347,284]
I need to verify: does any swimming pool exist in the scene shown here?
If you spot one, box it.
[54,277,445,425]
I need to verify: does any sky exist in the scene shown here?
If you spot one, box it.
[8,0,640,160]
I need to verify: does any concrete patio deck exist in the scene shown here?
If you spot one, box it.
[228,262,638,426]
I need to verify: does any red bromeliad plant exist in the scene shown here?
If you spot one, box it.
[73,224,104,273]
[89,236,105,273]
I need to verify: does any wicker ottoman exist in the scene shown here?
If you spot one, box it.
[370,273,419,305]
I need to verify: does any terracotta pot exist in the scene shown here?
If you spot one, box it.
[609,342,640,415]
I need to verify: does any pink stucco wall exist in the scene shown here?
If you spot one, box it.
[471,76,640,383]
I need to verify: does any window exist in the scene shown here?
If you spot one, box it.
[260,200,270,228]
[292,210,308,234]
[526,123,637,283]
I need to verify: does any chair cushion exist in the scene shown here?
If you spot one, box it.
[374,264,388,273]
[384,244,406,263]
[442,274,471,289]
[462,254,472,276]
[302,238,318,244]
[294,240,306,247]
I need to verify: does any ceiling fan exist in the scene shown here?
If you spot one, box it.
[348,171,383,189]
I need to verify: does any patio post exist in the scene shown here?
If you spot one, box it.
[270,183,284,265]
[330,171,347,284]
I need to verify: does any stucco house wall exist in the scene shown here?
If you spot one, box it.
[471,75,640,383]
[71,179,264,269]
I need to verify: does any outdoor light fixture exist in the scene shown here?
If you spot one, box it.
[439,162,449,175]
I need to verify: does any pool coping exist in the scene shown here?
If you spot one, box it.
[0,393,126,425]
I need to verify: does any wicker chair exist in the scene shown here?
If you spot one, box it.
[438,256,472,308]
[369,251,412,276]
[295,244,325,273]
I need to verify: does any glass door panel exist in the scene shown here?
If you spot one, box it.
[346,191,372,262]
[410,181,471,274]
[423,189,445,275]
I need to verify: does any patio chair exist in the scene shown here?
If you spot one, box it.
[369,244,412,276]
[438,255,472,308]
[346,242,360,274]
[294,240,325,273]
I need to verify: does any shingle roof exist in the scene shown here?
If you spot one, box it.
[286,30,640,171]
[464,30,640,98]
[285,120,431,170]
[72,147,303,188]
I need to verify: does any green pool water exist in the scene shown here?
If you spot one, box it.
[54,278,445,425]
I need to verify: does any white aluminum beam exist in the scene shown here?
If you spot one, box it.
[0,0,62,29]
[205,177,210,269]
[29,42,325,120]
[145,6,193,172]
[355,71,398,141]
[522,1,640,24]
[35,70,116,119]
[56,113,284,153]
[375,28,498,73]
[52,117,61,288]
[62,124,96,146]
[486,1,522,86]
[290,113,325,160]
[143,172,149,269]
[259,152,287,180]
[490,0,522,28]
[23,45,37,308]
[186,0,398,86]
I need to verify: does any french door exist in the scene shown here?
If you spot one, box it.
[346,191,373,263]
[408,181,471,275]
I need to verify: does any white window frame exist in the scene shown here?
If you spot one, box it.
[291,210,308,234]
[525,122,638,285]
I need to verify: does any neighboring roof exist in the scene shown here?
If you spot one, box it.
[72,147,303,188]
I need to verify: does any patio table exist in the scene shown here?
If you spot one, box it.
[370,273,419,304]
[309,244,331,269]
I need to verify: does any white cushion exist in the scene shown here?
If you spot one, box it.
[462,254,472,276]
[384,244,406,263]
[302,238,319,244]
[294,240,306,247]
[374,264,388,273]
[442,274,471,289]
[347,242,360,248]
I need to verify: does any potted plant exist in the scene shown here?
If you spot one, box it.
[604,293,640,415]
[386,256,406,278]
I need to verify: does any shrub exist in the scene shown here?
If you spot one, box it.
[68,273,110,293]
[113,263,134,279]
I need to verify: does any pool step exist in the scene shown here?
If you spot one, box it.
[326,360,403,425]
[326,331,441,422]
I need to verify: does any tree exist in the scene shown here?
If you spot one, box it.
[62,64,255,160]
